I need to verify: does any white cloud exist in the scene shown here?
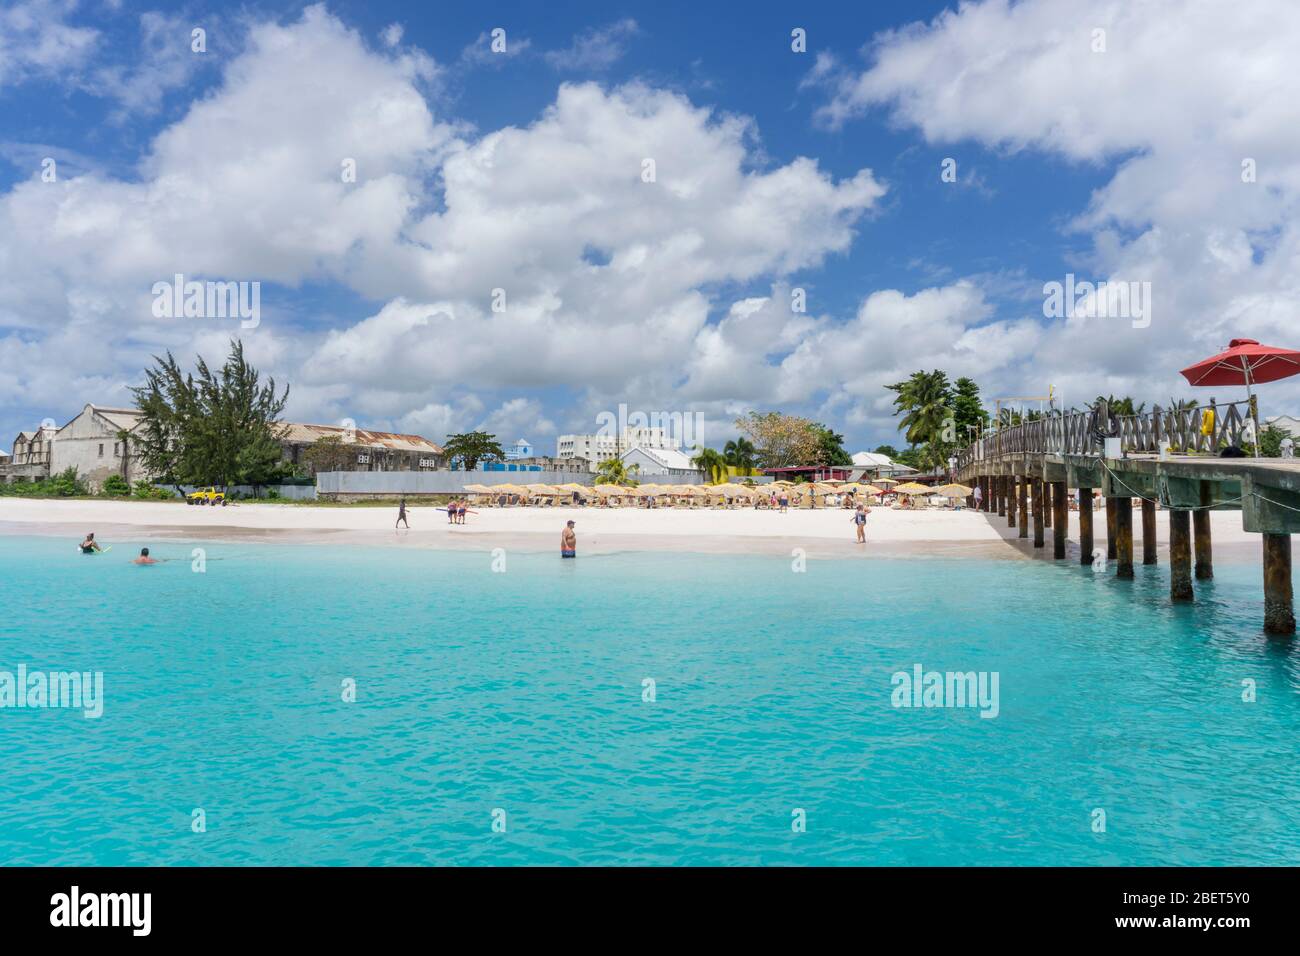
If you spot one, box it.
[544,18,639,72]
[0,0,97,87]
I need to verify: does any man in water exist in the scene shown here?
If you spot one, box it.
[396,497,409,529]
[133,547,157,565]
[79,533,101,554]
[852,504,871,543]
[561,520,576,558]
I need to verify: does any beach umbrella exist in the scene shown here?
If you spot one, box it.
[591,484,625,496]
[523,483,560,495]
[874,477,900,488]
[1180,338,1300,456]
[557,482,588,493]
[933,483,973,498]
[842,482,882,495]
[462,483,492,494]
[892,481,931,495]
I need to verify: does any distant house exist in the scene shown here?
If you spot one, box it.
[850,451,917,480]
[49,405,149,490]
[279,422,445,472]
[504,438,535,460]
[1265,415,1300,437]
[2,426,56,483]
[620,445,703,478]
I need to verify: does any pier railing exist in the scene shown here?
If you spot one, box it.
[956,399,1254,470]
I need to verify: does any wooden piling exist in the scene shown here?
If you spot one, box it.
[1115,497,1134,579]
[1141,498,1157,565]
[1052,480,1067,559]
[1032,478,1045,548]
[1169,509,1194,602]
[1106,498,1118,560]
[998,476,1007,517]
[1263,533,1295,635]
[1018,476,1028,539]
[1079,486,1094,565]
[1007,476,1017,527]
[1194,481,1213,580]
[1043,481,1052,528]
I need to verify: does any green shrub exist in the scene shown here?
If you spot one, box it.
[101,474,130,496]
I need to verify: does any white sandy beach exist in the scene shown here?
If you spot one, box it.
[0,497,1276,561]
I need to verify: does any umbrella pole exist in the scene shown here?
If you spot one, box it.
[1242,356,1261,458]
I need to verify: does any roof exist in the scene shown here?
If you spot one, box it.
[89,405,145,431]
[622,445,698,470]
[279,421,444,454]
[851,451,917,473]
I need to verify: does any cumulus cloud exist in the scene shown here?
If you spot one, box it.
[0,0,97,88]
[807,0,1300,410]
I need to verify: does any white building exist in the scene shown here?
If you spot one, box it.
[49,404,149,489]
[1265,415,1300,437]
[557,427,680,466]
[850,451,917,479]
[619,445,702,477]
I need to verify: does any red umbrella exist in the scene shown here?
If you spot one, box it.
[1180,338,1300,457]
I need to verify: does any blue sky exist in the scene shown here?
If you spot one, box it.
[2,0,1297,455]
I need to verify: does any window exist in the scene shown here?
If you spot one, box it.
[98,443,104,457]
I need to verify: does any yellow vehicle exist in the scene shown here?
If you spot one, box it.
[186,486,227,506]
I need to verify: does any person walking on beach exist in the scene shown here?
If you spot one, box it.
[852,504,871,543]
[973,485,983,510]
[456,500,467,524]
[561,520,577,559]
[447,499,457,524]
[396,497,409,529]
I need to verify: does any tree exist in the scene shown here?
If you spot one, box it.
[1090,395,1146,417]
[443,431,504,470]
[951,377,988,436]
[594,458,639,486]
[130,340,289,491]
[734,411,822,468]
[812,423,853,466]
[302,435,355,474]
[1259,423,1287,458]
[722,437,758,473]
[886,370,953,448]
[691,446,729,483]
[101,474,130,496]
[873,444,902,459]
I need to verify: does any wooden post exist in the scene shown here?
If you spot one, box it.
[998,476,1007,517]
[1079,486,1093,565]
[1106,498,1118,559]
[1007,476,1017,527]
[1052,480,1067,559]
[1194,481,1213,580]
[1142,498,1157,565]
[1115,497,1134,579]
[1032,478,1045,548]
[1043,481,1052,528]
[1263,533,1295,635]
[1018,476,1028,539]
[1169,509,1193,602]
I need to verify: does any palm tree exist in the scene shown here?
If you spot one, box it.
[594,458,639,486]
[722,437,757,474]
[887,370,953,450]
[690,446,729,483]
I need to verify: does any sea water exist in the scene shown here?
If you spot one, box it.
[0,534,1297,866]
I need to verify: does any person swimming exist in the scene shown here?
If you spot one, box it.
[561,520,576,558]
[79,533,102,554]
[133,547,157,565]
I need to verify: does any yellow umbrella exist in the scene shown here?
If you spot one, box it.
[591,484,627,496]
[892,481,931,494]
[933,482,973,498]
[557,482,588,493]
[462,483,492,494]
[874,477,900,488]
[842,482,882,495]
[524,483,562,495]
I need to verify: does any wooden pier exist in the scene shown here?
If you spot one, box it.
[955,399,1300,635]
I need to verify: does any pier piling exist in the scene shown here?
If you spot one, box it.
[1169,509,1194,602]
[1194,481,1213,580]
[1115,498,1134,579]
[998,476,1007,517]
[1263,533,1295,636]
[1018,477,1028,538]
[1044,482,1052,529]
[1007,476,1017,527]
[1032,478,1045,549]
[1141,498,1157,565]
[1079,486,1094,564]
[1106,498,1117,560]
[1052,481,1067,559]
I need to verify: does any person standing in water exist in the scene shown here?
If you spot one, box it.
[133,547,157,565]
[851,504,871,543]
[79,533,102,554]
[396,497,409,529]
[561,520,576,558]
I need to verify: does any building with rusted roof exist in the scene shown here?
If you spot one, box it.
[278,422,445,473]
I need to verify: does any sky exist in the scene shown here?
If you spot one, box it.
[2,0,1299,456]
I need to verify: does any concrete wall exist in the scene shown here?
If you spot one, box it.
[316,470,710,496]
[50,412,147,490]
[162,483,317,501]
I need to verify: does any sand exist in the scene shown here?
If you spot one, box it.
[0,497,1278,562]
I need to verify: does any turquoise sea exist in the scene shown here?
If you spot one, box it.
[0,533,1298,866]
